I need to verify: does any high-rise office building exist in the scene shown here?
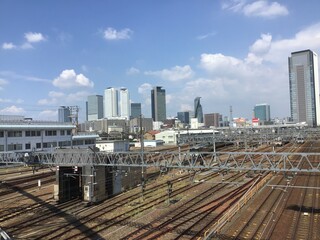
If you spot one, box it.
[177,111,190,124]
[131,103,141,119]
[104,87,119,118]
[204,113,222,127]
[87,95,104,121]
[151,86,166,122]
[58,106,71,122]
[119,88,130,119]
[254,103,270,122]
[289,50,320,127]
[194,97,203,123]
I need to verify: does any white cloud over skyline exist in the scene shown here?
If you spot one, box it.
[52,69,94,89]
[222,0,289,18]
[1,32,46,50]
[24,32,46,43]
[1,1,319,121]
[103,27,133,40]
[144,65,194,81]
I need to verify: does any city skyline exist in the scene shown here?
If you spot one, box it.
[1,1,320,122]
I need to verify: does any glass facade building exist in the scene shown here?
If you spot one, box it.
[151,86,166,122]
[119,88,130,119]
[289,50,320,127]
[177,111,190,124]
[254,104,270,122]
[87,95,103,121]
[131,103,141,119]
[194,97,203,123]
[58,106,71,123]
[104,87,119,118]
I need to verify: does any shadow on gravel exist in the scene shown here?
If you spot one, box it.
[1,181,104,240]
[287,204,320,213]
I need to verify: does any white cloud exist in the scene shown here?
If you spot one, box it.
[138,83,152,95]
[222,0,288,18]
[2,42,16,50]
[145,65,194,81]
[104,27,133,40]
[127,67,140,75]
[52,69,94,89]
[38,90,90,108]
[38,91,66,106]
[197,32,216,40]
[222,0,246,12]
[0,98,11,103]
[2,32,46,50]
[0,71,51,83]
[0,78,8,90]
[0,105,25,114]
[21,42,34,49]
[243,1,288,18]
[66,91,91,102]
[38,110,58,120]
[24,32,46,43]
[249,33,272,54]
[248,23,320,65]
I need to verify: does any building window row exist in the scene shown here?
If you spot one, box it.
[45,130,57,136]
[7,144,23,151]
[43,142,57,148]
[8,131,22,137]
[0,132,3,138]
[58,141,71,147]
[26,130,41,137]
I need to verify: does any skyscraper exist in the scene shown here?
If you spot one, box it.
[254,103,270,122]
[194,97,203,123]
[177,111,190,124]
[58,106,71,123]
[151,86,166,122]
[119,88,130,119]
[131,103,141,119]
[289,50,320,127]
[104,87,118,118]
[204,113,222,127]
[87,95,103,121]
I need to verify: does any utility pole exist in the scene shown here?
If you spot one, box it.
[140,114,145,199]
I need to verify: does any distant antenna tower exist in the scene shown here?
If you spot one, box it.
[229,105,233,127]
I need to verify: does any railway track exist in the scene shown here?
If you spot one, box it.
[214,141,320,240]
[32,171,226,240]
[121,172,255,240]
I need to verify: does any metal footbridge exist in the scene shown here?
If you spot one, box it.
[1,150,320,173]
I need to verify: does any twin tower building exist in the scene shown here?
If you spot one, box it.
[86,86,166,122]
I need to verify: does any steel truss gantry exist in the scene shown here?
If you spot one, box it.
[1,150,320,173]
[177,127,319,145]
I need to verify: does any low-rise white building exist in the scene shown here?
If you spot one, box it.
[0,116,98,152]
[155,130,176,145]
[96,140,130,152]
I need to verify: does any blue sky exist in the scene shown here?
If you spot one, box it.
[1,0,320,122]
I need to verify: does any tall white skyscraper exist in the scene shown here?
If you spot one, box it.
[104,87,118,118]
[289,50,320,127]
[119,88,130,119]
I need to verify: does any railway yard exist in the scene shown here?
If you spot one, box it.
[0,141,320,239]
